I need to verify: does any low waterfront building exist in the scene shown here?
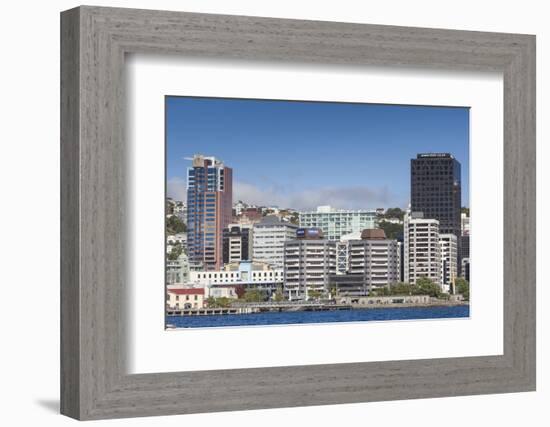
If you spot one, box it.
[188,260,283,295]
[404,210,442,287]
[299,205,378,241]
[167,287,205,309]
[283,229,336,299]
[207,284,241,300]
[253,215,298,269]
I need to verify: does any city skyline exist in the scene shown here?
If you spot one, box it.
[166,96,470,211]
[165,98,470,327]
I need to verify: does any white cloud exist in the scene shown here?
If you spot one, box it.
[167,178,404,210]
[234,181,399,211]
[167,177,187,202]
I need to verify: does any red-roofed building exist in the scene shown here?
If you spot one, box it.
[167,287,205,309]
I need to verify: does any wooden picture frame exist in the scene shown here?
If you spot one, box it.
[60,5,536,420]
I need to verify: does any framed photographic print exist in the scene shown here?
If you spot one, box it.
[61,5,536,420]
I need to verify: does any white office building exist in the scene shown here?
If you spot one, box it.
[439,233,458,293]
[404,210,442,286]
[299,205,377,241]
[461,212,470,236]
[253,215,298,268]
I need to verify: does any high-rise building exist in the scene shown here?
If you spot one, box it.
[329,229,401,296]
[299,205,377,241]
[252,215,298,268]
[411,153,461,239]
[458,234,470,270]
[461,212,470,236]
[222,224,253,264]
[439,233,458,293]
[461,258,470,282]
[404,210,442,286]
[186,154,233,271]
[459,212,470,278]
[283,228,336,300]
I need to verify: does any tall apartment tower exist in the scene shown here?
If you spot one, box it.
[411,153,462,239]
[404,210,442,286]
[186,154,233,271]
[329,229,401,296]
[283,228,336,300]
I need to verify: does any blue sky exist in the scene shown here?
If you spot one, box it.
[166,96,469,211]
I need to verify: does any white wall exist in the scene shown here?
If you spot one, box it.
[0,0,547,426]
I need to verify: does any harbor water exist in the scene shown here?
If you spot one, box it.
[166,304,469,329]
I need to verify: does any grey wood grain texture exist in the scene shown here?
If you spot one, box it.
[60,5,536,420]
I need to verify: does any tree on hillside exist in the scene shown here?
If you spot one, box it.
[378,220,403,240]
[166,215,187,234]
[380,207,405,220]
[166,199,174,215]
[167,243,183,260]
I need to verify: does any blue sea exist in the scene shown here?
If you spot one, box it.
[166,305,469,329]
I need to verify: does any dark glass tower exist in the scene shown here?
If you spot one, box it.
[410,153,461,239]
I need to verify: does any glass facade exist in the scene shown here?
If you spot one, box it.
[410,153,461,239]
[186,155,232,271]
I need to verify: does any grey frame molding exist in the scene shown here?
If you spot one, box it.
[60,5,536,420]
